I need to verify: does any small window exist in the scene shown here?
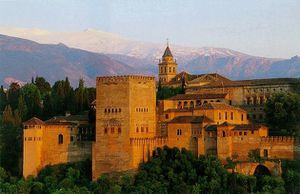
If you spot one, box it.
[104,109,107,113]
[146,127,149,133]
[241,114,244,121]
[231,112,233,120]
[222,131,226,137]
[111,127,115,133]
[141,127,144,132]
[263,149,268,158]
[70,136,74,142]
[165,114,169,119]
[118,127,121,134]
[119,108,121,112]
[239,132,242,136]
[58,134,63,144]
[104,128,108,134]
[24,137,27,141]
[244,132,247,136]
[251,131,254,134]
[219,112,222,120]
[177,129,182,136]
[136,127,139,133]
[225,112,228,120]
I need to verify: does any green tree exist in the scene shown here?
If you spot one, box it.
[34,76,51,97]
[265,92,300,136]
[0,85,7,111]
[7,82,21,110]
[22,83,42,119]
[17,94,28,120]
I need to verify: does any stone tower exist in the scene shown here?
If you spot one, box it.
[92,75,156,180]
[158,43,178,84]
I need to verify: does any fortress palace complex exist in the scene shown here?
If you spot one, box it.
[23,45,300,179]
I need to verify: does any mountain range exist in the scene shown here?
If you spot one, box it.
[0,28,299,87]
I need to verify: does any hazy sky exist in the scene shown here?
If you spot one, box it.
[0,0,299,58]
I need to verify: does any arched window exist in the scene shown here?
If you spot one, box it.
[231,112,234,120]
[141,127,144,132]
[225,112,228,120]
[169,67,171,73]
[222,131,226,137]
[111,127,114,133]
[177,129,182,136]
[173,67,175,73]
[136,127,139,133]
[146,127,149,133]
[119,108,121,112]
[58,134,63,144]
[177,101,182,109]
[184,101,188,108]
[241,114,244,121]
[118,127,121,134]
[104,109,107,113]
[104,128,108,134]
[190,101,194,108]
[219,112,222,120]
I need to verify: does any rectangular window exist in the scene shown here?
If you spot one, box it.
[219,112,221,120]
[263,149,268,158]
[165,114,169,119]
[231,112,233,120]
[225,112,228,120]
[244,132,247,136]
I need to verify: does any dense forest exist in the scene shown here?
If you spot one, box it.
[0,78,300,193]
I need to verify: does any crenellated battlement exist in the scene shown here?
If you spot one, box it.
[130,136,168,146]
[260,136,298,143]
[97,75,155,83]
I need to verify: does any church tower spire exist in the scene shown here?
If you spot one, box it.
[158,41,178,84]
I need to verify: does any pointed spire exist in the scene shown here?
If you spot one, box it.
[163,39,173,58]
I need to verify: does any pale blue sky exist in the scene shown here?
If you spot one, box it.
[0,0,299,58]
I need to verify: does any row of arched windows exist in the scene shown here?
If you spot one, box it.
[177,100,221,109]
[136,127,149,133]
[221,130,254,137]
[160,66,176,74]
[24,137,41,141]
[104,127,122,134]
[218,111,244,121]
[104,108,122,113]
[136,107,149,112]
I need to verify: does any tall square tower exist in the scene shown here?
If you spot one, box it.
[92,75,156,180]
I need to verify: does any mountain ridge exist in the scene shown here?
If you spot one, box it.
[0,29,299,87]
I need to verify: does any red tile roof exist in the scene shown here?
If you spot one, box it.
[23,117,45,125]
[168,116,213,124]
[167,93,227,100]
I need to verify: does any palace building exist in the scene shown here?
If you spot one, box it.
[23,45,300,179]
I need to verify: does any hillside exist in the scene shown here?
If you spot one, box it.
[0,34,140,86]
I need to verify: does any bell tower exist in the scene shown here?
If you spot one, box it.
[158,41,178,84]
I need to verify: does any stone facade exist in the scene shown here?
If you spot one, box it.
[23,116,93,178]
